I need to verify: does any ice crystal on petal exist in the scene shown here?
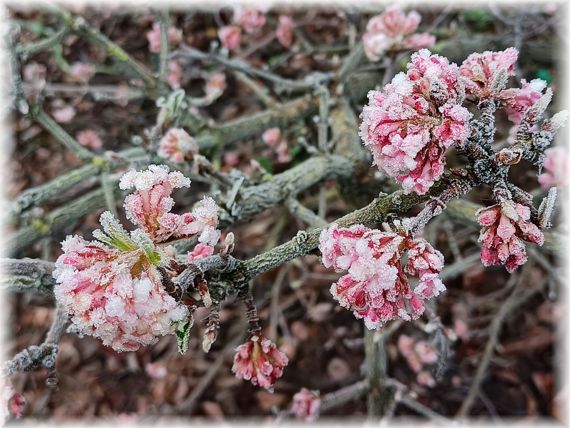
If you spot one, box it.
[319,224,445,329]
[538,146,570,189]
[477,200,544,272]
[360,50,470,194]
[291,388,321,422]
[363,6,435,61]
[157,128,198,163]
[232,335,288,389]
[459,47,518,98]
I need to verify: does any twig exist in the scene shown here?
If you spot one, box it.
[456,263,544,417]
[234,70,277,107]
[0,258,56,294]
[365,329,389,418]
[285,198,328,228]
[15,26,69,58]
[158,9,170,83]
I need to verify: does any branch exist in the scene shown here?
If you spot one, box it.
[0,258,56,294]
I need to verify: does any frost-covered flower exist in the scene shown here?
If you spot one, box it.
[157,128,198,164]
[146,22,183,53]
[291,388,321,422]
[459,47,518,99]
[360,50,471,194]
[234,7,266,33]
[538,146,570,189]
[499,79,547,124]
[187,243,215,261]
[69,62,96,83]
[276,15,295,48]
[121,165,220,245]
[52,104,76,123]
[76,129,103,150]
[53,166,222,352]
[363,5,435,61]
[319,223,445,329]
[53,232,188,352]
[477,200,544,272]
[232,334,288,389]
[218,25,241,50]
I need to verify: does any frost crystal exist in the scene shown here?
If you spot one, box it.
[319,223,446,329]
[157,128,198,163]
[291,388,321,422]
[232,335,288,390]
[459,47,518,98]
[360,50,471,194]
[362,5,435,62]
[477,200,544,272]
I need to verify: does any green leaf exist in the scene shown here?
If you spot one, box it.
[255,156,274,174]
[175,317,193,354]
[537,69,553,84]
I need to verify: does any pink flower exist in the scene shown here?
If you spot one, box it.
[319,223,445,329]
[397,335,438,387]
[157,128,198,163]
[146,22,183,54]
[262,127,281,147]
[23,62,47,82]
[205,72,226,99]
[276,15,295,48]
[291,388,321,422]
[360,50,471,194]
[538,146,570,189]
[232,334,288,390]
[69,62,96,83]
[234,7,266,33]
[218,26,241,50]
[276,141,291,163]
[76,129,103,150]
[459,47,519,98]
[166,60,184,88]
[477,200,544,272]
[499,79,547,124]
[53,230,189,352]
[363,6,435,61]
[120,165,220,245]
[187,243,215,261]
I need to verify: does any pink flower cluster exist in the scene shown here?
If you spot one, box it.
[397,335,439,387]
[459,47,518,99]
[166,60,184,88]
[146,22,183,53]
[157,128,198,164]
[460,47,548,124]
[319,223,445,329]
[363,5,435,62]
[218,7,266,50]
[54,165,222,352]
[262,127,291,163]
[477,200,544,272]
[232,334,288,390]
[121,165,220,246]
[291,388,321,422]
[538,146,570,189]
[68,62,96,83]
[360,49,471,194]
